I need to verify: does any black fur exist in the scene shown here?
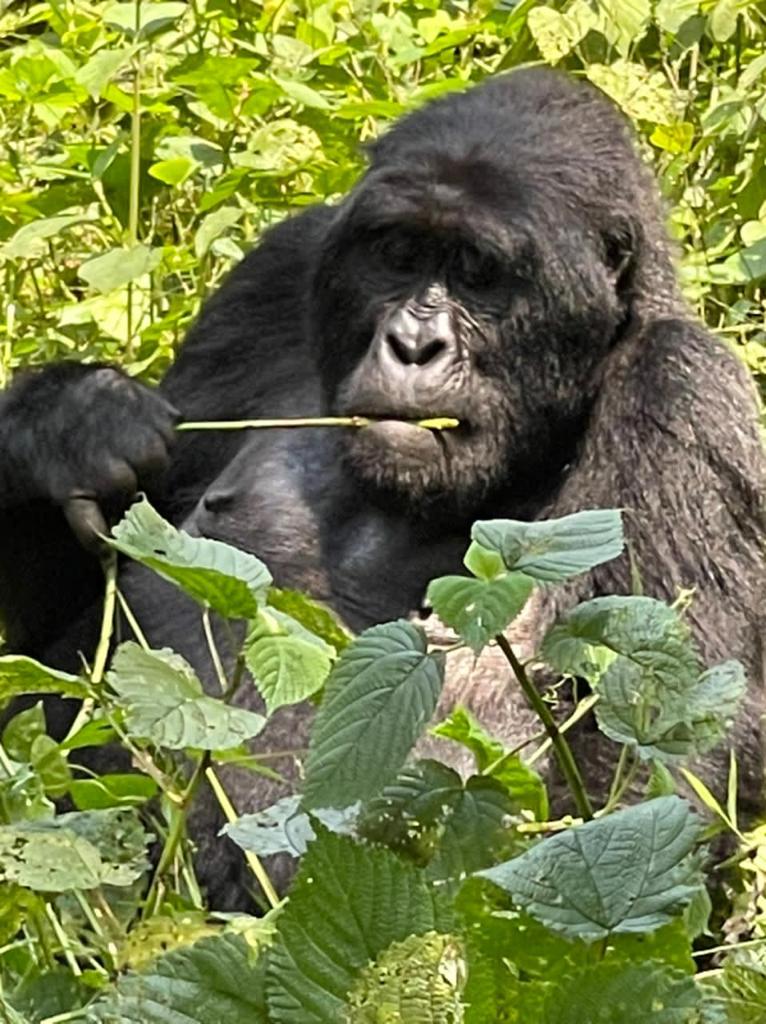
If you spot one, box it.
[1,69,763,908]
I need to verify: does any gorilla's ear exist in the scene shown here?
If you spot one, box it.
[603,215,641,293]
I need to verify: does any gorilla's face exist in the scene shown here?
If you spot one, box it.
[312,160,633,513]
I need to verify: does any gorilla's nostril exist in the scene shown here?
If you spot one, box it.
[414,339,447,366]
[202,488,236,514]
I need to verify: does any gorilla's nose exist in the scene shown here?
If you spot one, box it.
[384,306,454,367]
[202,487,237,514]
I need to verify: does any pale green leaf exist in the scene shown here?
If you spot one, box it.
[108,643,265,750]
[79,245,162,293]
[0,656,86,702]
[426,572,533,653]
[109,498,272,619]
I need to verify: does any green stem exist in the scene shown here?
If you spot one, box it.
[202,607,228,692]
[92,553,118,685]
[143,752,210,918]
[205,765,280,910]
[116,587,150,649]
[496,633,593,821]
[177,415,459,432]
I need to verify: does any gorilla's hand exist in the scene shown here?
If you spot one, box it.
[0,363,179,549]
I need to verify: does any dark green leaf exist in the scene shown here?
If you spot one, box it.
[476,797,704,940]
[426,572,533,653]
[91,934,267,1023]
[302,621,444,809]
[266,829,452,1023]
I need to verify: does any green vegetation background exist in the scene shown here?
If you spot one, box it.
[0,0,764,402]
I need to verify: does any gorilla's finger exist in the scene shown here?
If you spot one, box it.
[63,495,108,553]
[98,458,138,501]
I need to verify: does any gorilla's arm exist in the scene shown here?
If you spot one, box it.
[0,204,332,654]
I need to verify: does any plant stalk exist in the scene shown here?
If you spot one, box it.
[177,415,459,432]
[496,633,593,821]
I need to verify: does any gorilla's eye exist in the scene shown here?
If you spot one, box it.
[369,228,424,275]
[452,243,504,296]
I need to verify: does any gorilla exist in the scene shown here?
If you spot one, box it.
[0,68,763,908]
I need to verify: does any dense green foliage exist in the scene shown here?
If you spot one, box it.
[1,1,766,1020]
[0,0,764,392]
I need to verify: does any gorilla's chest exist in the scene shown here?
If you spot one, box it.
[186,430,466,631]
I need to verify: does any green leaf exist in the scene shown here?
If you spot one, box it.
[527,1,599,63]
[245,633,332,714]
[267,588,353,652]
[272,76,332,110]
[79,244,162,293]
[477,797,703,940]
[108,643,265,750]
[431,707,548,820]
[462,540,506,581]
[358,760,524,879]
[0,808,149,891]
[69,773,158,810]
[223,796,358,858]
[194,206,242,259]
[426,571,533,653]
[266,829,452,1023]
[345,932,465,1023]
[0,206,99,260]
[598,0,652,55]
[543,597,745,760]
[103,1,188,38]
[245,605,336,713]
[0,656,86,703]
[702,953,766,1023]
[586,61,679,125]
[91,934,267,1023]
[109,497,272,618]
[472,509,623,583]
[74,47,133,98]
[708,0,739,42]
[302,621,444,809]
[543,961,700,1023]
[655,0,700,34]
[148,156,194,186]
[597,657,746,762]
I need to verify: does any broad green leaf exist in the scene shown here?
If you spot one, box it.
[245,605,336,713]
[598,0,652,54]
[345,932,465,1023]
[224,796,358,858]
[651,122,695,154]
[272,76,332,110]
[542,596,697,684]
[148,156,194,185]
[79,244,162,293]
[245,633,332,714]
[267,588,353,652]
[103,1,188,38]
[597,658,745,761]
[302,621,444,809]
[655,0,700,33]
[543,597,745,760]
[109,498,272,618]
[477,797,704,940]
[74,47,133,98]
[462,540,506,581]
[194,206,242,259]
[543,961,700,1022]
[708,0,738,41]
[0,206,99,260]
[586,61,679,125]
[266,829,452,1023]
[426,572,533,653]
[108,643,265,750]
[358,760,524,879]
[0,655,86,702]
[527,1,599,63]
[431,706,548,819]
[471,509,623,583]
[0,808,148,891]
[91,934,267,1023]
